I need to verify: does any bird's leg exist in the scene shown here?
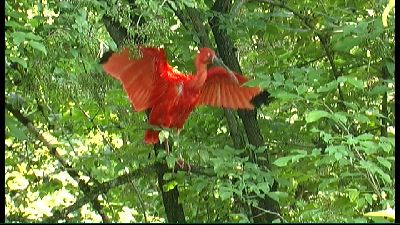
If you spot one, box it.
[164,138,170,155]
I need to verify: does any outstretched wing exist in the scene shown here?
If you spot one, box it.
[101,47,169,111]
[198,67,261,109]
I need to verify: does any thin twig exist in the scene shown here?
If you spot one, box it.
[251,205,287,222]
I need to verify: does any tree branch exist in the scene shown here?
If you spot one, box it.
[258,0,347,109]
[5,99,110,222]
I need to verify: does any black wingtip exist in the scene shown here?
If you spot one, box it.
[99,50,114,64]
[251,90,272,108]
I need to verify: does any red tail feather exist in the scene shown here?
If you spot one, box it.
[144,129,160,144]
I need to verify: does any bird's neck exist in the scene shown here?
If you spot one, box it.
[187,63,208,90]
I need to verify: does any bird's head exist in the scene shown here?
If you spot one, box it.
[197,48,230,70]
[196,47,238,83]
[197,48,217,65]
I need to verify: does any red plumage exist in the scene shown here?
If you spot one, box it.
[102,47,261,144]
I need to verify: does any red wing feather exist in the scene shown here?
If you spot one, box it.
[102,47,168,111]
[198,67,261,109]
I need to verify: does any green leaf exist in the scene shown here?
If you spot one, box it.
[296,84,308,95]
[376,169,392,184]
[356,133,374,141]
[305,110,331,123]
[193,179,208,192]
[377,157,391,170]
[359,141,378,155]
[158,130,169,143]
[272,156,292,167]
[163,173,173,180]
[114,163,126,173]
[11,31,27,46]
[359,161,391,183]
[345,76,364,89]
[25,32,43,41]
[364,193,373,205]
[266,191,288,203]
[326,145,347,161]
[9,57,27,68]
[29,41,47,55]
[334,152,343,161]
[272,218,282,223]
[5,20,25,29]
[348,188,359,202]
[291,154,307,163]
[271,90,300,101]
[355,114,370,123]
[369,85,390,95]
[379,140,393,153]
[6,115,28,140]
[219,186,233,201]
[163,180,178,192]
[6,9,26,19]
[332,112,348,124]
[59,1,74,9]
[258,182,270,194]
[334,36,363,52]
[244,79,262,87]
[273,72,284,84]
[165,155,175,169]
[263,24,280,36]
[354,21,369,35]
[182,0,195,8]
[317,80,337,93]
[385,61,394,76]
[71,49,79,58]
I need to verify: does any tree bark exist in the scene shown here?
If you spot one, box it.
[154,143,186,223]
[209,0,279,222]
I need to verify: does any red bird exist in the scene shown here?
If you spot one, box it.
[102,47,262,144]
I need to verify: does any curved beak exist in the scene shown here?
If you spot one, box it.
[212,56,229,71]
[212,56,239,83]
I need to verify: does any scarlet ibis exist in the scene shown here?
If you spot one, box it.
[101,47,262,144]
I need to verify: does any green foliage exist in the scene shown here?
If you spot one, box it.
[5,0,394,223]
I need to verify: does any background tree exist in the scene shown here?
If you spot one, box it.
[5,0,395,223]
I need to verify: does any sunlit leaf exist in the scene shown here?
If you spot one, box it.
[364,207,395,221]
[382,0,395,27]
[347,188,359,202]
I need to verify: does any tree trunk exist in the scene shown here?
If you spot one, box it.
[209,0,280,222]
[154,143,186,223]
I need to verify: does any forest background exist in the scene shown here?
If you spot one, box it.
[5,0,395,223]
